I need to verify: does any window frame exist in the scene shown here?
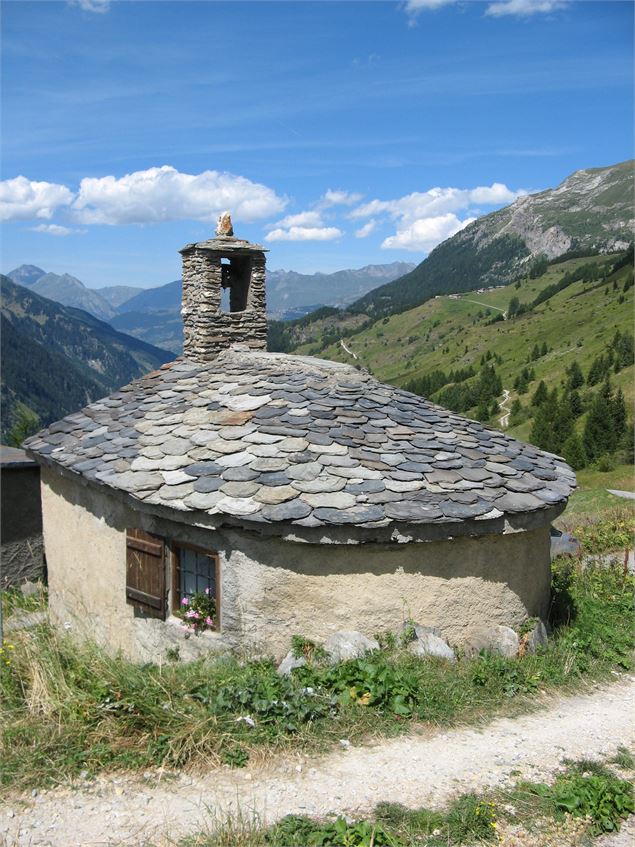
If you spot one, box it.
[171,541,221,630]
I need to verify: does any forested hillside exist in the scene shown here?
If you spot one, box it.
[1,276,172,440]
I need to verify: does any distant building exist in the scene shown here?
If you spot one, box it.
[1,446,44,589]
[26,219,576,662]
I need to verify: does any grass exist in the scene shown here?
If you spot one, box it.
[559,465,635,521]
[173,756,634,846]
[1,541,633,794]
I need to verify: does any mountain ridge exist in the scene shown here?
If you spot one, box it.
[349,159,634,319]
[1,275,172,438]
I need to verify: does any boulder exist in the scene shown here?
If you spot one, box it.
[324,631,380,663]
[521,619,549,654]
[20,580,42,598]
[277,651,306,676]
[407,627,456,663]
[463,624,519,659]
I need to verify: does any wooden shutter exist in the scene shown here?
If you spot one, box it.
[126,528,166,619]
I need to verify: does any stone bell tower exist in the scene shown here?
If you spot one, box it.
[180,212,268,362]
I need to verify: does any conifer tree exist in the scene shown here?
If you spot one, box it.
[566,361,584,390]
[561,432,587,470]
[530,394,558,453]
[509,398,523,426]
[531,380,548,407]
[583,379,618,460]
[553,393,574,449]
[540,341,548,356]
[568,389,583,418]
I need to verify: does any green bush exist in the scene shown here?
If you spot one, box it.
[265,815,397,846]
[532,769,634,834]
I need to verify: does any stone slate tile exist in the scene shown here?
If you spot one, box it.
[221,466,259,481]
[193,477,224,493]
[261,500,312,521]
[24,346,576,530]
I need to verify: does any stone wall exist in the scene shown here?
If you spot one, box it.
[181,244,267,362]
[41,467,553,663]
[1,465,44,589]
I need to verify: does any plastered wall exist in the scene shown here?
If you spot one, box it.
[41,467,552,663]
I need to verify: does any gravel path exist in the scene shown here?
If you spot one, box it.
[498,388,511,428]
[2,677,633,847]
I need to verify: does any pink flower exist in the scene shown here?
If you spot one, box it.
[205,587,210,595]
[205,616,214,626]
[181,597,189,606]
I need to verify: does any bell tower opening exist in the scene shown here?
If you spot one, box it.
[220,256,253,313]
[180,212,268,361]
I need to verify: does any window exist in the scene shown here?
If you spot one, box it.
[172,543,220,628]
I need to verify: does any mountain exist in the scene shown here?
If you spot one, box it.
[7,264,47,287]
[95,285,144,308]
[350,160,634,319]
[116,279,181,313]
[7,266,116,321]
[266,262,415,317]
[109,308,185,355]
[1,276,172,439]
[110,263,416,354]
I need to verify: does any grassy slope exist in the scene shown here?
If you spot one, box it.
[297,253,634,430]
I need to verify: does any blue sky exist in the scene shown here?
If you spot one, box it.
[1,0,632,288]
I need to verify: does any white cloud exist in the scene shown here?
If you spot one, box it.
[0,176,75,222]
[320,189,364,208]
[404,0,458,24]
[405,0,457,10]
[269,210,324,229]
[350,183,522,224]
[485,0,567,17]
[72,165,286,225]
[382,213,475,251]
[350,180,523,254]
[69,0,110,13]
[405,0,567,21]
[265,226,342,243]
[355,220,378,239]
[30,223,83,237]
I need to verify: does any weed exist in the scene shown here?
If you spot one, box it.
[1,561,633,792]
[531,768,634,834]
[221,745,249,768]
[611,746,635,770]
[290,635,328,663]
[568,510,634,555]
[519,617,539,636]
[374,630,397,652]
[399,620,417,646]
[265,814,397,846]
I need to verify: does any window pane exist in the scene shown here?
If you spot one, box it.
[177,547,216,600]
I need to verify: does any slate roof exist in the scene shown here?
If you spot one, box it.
[25,349,576,533]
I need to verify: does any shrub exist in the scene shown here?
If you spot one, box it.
[532,769,634,835]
